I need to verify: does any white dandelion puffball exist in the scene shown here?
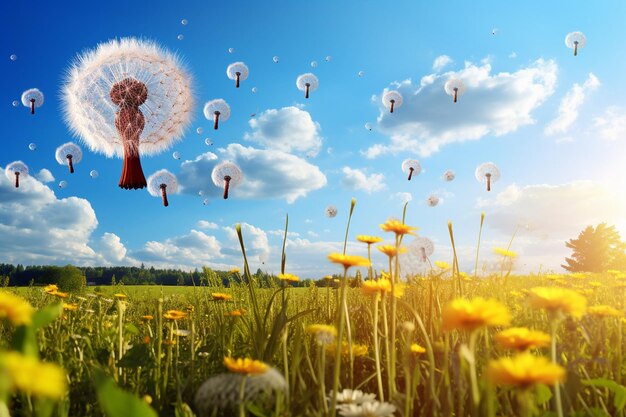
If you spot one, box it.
[90,170,99,178]
[21,88,44,113]
[28,143,37,151]
[203,99,231,129]
[55,142,83,166]
[364,122,372,131]
[337,401,397,417]
[5,161,29,187]
[475,162,500,191]
[565,31,586,55]
[181,18,188,25]
[444,78,466,102]
[177,34,184,41]
[204,138,213,146]
[406,236,435,264]
[325,55,332,62]
[427,194,440,207]
[296,73,319,98]
[147,169,178,196]
[251,87,258,94]
[172,151,181,160]
[325,205,338,218]
[358,70,365,77]
[62,38,194,158]
[310,60,318,68]
[228,47,235,54]
[333,389,377,405]
[442,170,455,181]
[382,90,403,112]
[10,54,17,61]
[202,198,209,205]
[58,180,68,189]
[402,159,421,180]
[226,61,249,87]
[212,161,243,199]
[272,55,279,63]
[12,100,19,107]
[196,127,203,134]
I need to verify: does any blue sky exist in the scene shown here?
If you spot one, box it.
[2,0,626,277]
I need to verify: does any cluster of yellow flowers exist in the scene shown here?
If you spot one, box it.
[441,297,511,332]
[43,284,69,299]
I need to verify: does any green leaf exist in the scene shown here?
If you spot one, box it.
[123,323,140,335]
[582,378,626,411]
[32,303,63,329]
[534,384,553,405]
[93,368,157,417]
[11,325,38,357]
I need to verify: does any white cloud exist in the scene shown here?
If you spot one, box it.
[508,52,517,59]
[223,223,270,260]
[307,231,319,238]
[592,106,626,141]
[432,55,453,71]
[197,220,219,230]
[35,169,55,183]
[179,145,327,203]
[363,59,557,158]
[244,106,322,155]
[98,233,129,263]
[544,73,600,136]
[341,167,386,193]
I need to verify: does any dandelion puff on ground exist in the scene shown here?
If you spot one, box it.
[444,78,465,103]
[565,31,586,56]
[5,161,29,188]
[382,90,402,113]
[226,62,249,88]
[55,142,82,174]
[21,88,44,115]
[203,99,230,130]
[147,169,178,207]
[475,162,500,192]
[296,73,319,99]
[62,38,194,190]
[401,159,421,181]
[211,161,242,199]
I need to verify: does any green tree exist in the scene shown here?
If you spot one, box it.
[562,223,626,272]
[57,265,86,293]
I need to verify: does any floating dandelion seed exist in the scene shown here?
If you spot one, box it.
[204,138,213,146]
[10,54,17,61]
[226,62,249,88]
[203,99,230,130]
[147,169,178,207]
[228,47,235,54]
[5,161,28,188]
[55,142,82,174]
[565,31,586,56]
[325,205,338,218]
[211,161,242,199]
[259,252,268,264]
[364,122,372,131]
[177,34,184,41]
[28,143,37,151]
[58,180,68,189]
[202,198,209,205]
[90,170,99,178]
[12,100,19,107]
[296,73,319,99]
[311,60,318,68]
[198,190,204,197]
[62,38,194,190]
[401,159,421,181]
[21,88,44,114]
[273,55,280,63]
[475,162,500,192]
[196,127,203,134]
[492,28,499,36]
[181,18,188,25]
[358,70,365,77]
[382,90,403,113]
[251,87,257,94]
[444,78,465,103]
[408,236,435,263]
[442,170,455,181]
[427,194,440,207]
[325,55,332,62]
[172,151,181,160]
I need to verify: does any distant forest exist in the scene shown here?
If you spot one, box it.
[0,263,343,287]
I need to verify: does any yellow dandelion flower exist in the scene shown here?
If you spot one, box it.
[62,303,79,311]
[113,293,127,300]
[410,343,426,354]
[326,342,368,357]
[212,292,233,301]
[487,352,565,388]
[377,245,407,257]
[493,247,517,258]
[380,219,418,236]
[51,291,69,299]
[162,340,177,346]
[0,291,34,326]
[356,235,383,244]
[163,310,187,320]
[230,267,241,274]
[327,253,371,269]
[442,297,511,332]
[141,315,154,321]
[509,290,524,298]
[1,351,67,399]
[307,324,337,344]
[528,287,587,319]
[323,275,333,280]
[587,305,624,318]
[278,273,300,283]
[380,270,390,279]
[43,284,59,294]
[224,357,269,375]
[495,327,551,351]
[224,308,246,317]
[434,261,450,270]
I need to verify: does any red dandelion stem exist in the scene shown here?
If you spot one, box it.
[407,167,414,181]
[420,247,427,262]
[214,111,220,130]
[67,155,74,174]
[236,72,241,88]
[453,88,458,103]
[574,41,578,56]
[160,184,169,207]
[223,175,231,199]
[390,99,395,113]
[305,83,310,99]
[30,99,35,115]
[486,173,491,192]
[14,172,20,188]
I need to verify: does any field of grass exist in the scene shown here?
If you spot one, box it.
[1,215,626,417]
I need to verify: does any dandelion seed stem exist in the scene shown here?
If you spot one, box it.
[67,155,74,174]
[30,98,35,114]
[14,172,19,188]
[160,185,169,207]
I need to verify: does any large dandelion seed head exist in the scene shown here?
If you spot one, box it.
[565,31,587,49]
[382,90,403,109]
[21,88,44,108]
[147,169,178,196]
[211,161,243,187]
[226,62,249,81]
[55,142,83,165]
[475,162,501,183]
[62,37,194,158]
[444,78,466,96]
[401,236,435,274]
[296,73,319,92]
[442,170,455,181]
[5,161,29,180]
[402,159,421,175]
[203,99,231,121]
[427,194,440,207]
[194,367,286,417]
[325,205,338,218]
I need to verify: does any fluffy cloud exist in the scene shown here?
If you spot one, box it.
[363,59,557,158]
[98,233,130,264]
[592,106,626,141]
[197,220,219,230]
[35,169,55,183]
[432,55,453,71]
[223,223,270,260]
[341,167,386,193]
[178,144,327,203]
[244,107,322,155]
[544,73,600,136]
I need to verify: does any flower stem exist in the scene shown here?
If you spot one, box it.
[372,294,384,402]
[551,319,564,417]
[329,267,349,417]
